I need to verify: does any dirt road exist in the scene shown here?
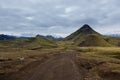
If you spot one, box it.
[13,51,87,80]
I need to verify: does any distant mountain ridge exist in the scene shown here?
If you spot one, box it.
[0,34,17,40]
[36,35,63,41]
[0,34,62,41]
[105,34,120,38]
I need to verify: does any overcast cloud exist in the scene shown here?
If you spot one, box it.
[0,0,120,37]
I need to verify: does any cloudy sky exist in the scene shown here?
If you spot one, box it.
[0,0,120,37]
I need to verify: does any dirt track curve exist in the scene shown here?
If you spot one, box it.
[12,52,88,80]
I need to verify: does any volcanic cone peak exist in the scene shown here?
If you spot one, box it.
[77,24,99,34]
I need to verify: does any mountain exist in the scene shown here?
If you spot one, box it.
[36,35,63,41]
[65,24,101,40]
[0,34,17,40]
[65,24,113,47]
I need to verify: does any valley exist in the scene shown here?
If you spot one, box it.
[0,24,120,80]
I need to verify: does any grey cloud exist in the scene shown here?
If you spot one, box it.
[0,0,120,37]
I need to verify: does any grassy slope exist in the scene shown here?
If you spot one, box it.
[75,47,120,80]
[78,34,112,47]
[67,33,120,47]
[0,37,57,49]
[105,37,120,46]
